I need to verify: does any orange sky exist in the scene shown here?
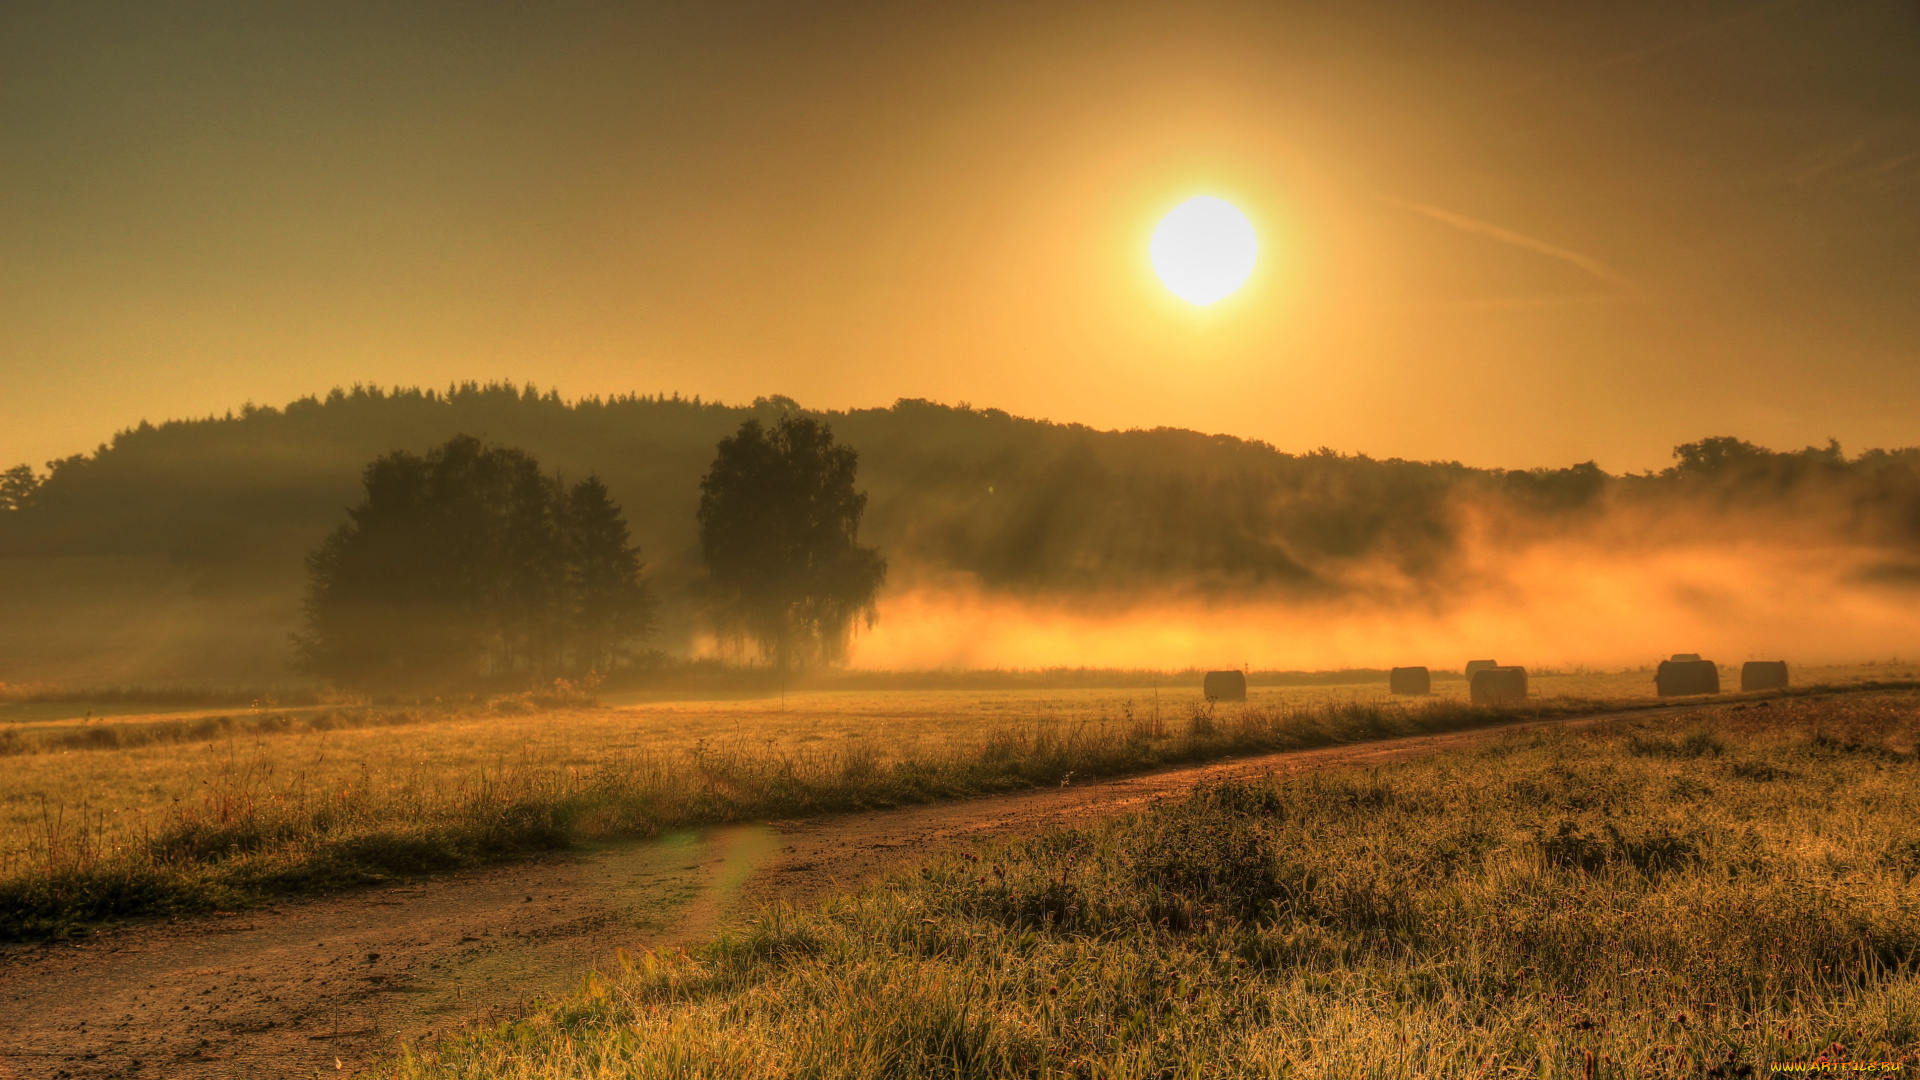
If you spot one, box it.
[3,0,1917,474]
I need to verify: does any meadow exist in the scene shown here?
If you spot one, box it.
[2,665,1911,939]
[1,680,1519,859]
[378,690,1920,1079]
[0,676,1649,940]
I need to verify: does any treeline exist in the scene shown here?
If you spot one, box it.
[7,387,1920,588]
[4,383,1920,679]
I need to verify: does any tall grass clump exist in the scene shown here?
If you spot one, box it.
[379,695,1920,1078]
[0,694,1608,938]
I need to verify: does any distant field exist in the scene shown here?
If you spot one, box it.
[382,690,1920,1079]
[3,663,1911,833]
[0,677,1736,851]
[2,665,1911,937]
[2,685,1395,848]
[0,684,1655,938]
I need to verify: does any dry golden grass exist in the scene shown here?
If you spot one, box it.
[3,666,1911,939]
[380,690,1920,1079]
[2,665,1910,874]
[0,684,1452,855]
[1,683,1640,938]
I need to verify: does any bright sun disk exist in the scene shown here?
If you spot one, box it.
[1150,196,1257,306]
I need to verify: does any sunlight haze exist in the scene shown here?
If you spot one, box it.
[3,1,1917,472]
[6,6,1920,1069]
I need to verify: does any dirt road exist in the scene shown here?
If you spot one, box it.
[0,709,1662,1079]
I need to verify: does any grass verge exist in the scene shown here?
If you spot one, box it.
[0,684,598,757]
[2,694,1625,940]
[377,692,1920,1078]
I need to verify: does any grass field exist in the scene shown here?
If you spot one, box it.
[377,690,1920,1079]
[0,678,1654,939]
[2,663,1907,852]
[2,665,1911,940]
[3,681,1541,864]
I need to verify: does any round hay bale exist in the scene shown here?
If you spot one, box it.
[1389,666,1431,695]
[1202,670,1247,702]
[1655,659,1720,697]
[1470,666,1527,704]
[1740,660,1789,692]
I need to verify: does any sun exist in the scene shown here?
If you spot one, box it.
[1150,196,1258,306]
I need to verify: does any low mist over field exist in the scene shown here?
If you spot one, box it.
[8,5,1920,1072]
[3,384,1916,683]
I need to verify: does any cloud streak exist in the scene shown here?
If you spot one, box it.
[1381,196,1632,288]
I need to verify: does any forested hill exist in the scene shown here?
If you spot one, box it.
[2,382,1918,682]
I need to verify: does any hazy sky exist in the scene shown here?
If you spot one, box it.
[4,0,1917,473]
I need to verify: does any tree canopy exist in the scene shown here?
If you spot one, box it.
[296,434,656,691]
[696,415,887,670]
[6,383,1920,683]
[0,465,38,511]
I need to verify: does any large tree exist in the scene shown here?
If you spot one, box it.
[296,435,654,691]
[566,475,658,674]
[696,414,887,670]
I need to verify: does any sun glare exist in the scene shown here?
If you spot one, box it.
[1150,196,1257,306]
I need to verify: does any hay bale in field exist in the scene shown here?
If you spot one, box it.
[1470,666,1527,704]
[1389,666,1431,695]
[1202,670,1247,702]
[1741,660,1789,692]
[1655,659,1720,697]
[1464,659,1499,681]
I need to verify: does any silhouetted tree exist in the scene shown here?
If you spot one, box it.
[0,465,39,511]
[697,415,887,670]
[565,475,658,673]
[497,459,564,674]
[296,435,654,691]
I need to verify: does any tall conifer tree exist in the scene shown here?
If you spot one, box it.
[565,475,657,674]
